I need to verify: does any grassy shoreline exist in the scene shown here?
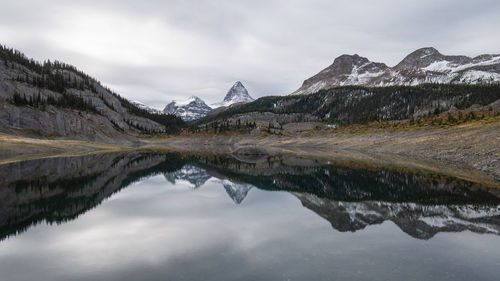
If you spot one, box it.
[0,134,131,165]
[1,119,499,188]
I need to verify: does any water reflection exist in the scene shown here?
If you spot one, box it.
[2,152,500,281]
[1,151,499,242]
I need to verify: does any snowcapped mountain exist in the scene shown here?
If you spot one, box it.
[163,96,212,121]
[292,47,500,95]
[161,82,253,120]
[130,100,162,114]
[211,81,254,108]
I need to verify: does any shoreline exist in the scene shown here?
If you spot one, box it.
[149,121,500,187]
[0,133,132,165]
[1,121,499,188]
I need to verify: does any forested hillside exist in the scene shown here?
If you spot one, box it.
[0,45,185,143]
[197,84,500,126]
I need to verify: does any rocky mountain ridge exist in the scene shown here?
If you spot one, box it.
[163,96,212,121]
[293,47,500,95]
[163,81,254,121]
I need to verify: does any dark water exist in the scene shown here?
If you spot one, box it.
[1,152,499,281]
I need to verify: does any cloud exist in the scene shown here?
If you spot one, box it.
[1,0,499,106]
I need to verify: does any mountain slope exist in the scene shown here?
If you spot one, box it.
[211,81,254,108]
[163,96,212,121]
[293,47,500,95]
[0,45,185,143]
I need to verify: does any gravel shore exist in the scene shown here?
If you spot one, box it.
[152,121,500,186]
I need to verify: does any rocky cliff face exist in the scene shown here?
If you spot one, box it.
[0,46,183,144]
[293,47,500,95]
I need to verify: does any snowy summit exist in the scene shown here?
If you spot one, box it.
[163,96,212,121]
[212,81,254,108]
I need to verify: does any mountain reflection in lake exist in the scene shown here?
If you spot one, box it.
[0,152,499,281]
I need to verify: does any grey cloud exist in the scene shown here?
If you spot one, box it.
[1,0,499,107]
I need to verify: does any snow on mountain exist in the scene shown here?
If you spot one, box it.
[220,179,253,204]
[164,165,212,188]
[163,164,253,203]
[292,47,500,95]
[211,81,254,108]
[130,100,162,114]
[294,192,500,240]
[163,96,212,121]
[160,82,253,121]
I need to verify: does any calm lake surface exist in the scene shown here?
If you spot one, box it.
[1,152,499,281]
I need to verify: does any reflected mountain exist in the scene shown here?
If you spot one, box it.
[295,193,500,239]
[0,152,499,241]
[164,165,212,188]
[191,155,500,239]
[220,180,253,204]
[163,164,254,204]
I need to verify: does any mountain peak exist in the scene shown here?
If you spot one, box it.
[232,81,244,88]
[188,95,201,100]
[414,47,441,56]
[323,54,375,75]
[212,81,254,108]
[163,96,212,121]
[395,47,445,69]
[223,81,253,103]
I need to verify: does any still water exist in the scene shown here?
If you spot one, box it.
[0,152,499,281]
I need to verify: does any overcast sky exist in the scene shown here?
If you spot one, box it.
[1,0,499,108]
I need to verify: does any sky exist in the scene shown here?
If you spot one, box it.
[1,0,499,108]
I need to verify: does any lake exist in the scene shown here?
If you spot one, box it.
[1,151,499,281]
